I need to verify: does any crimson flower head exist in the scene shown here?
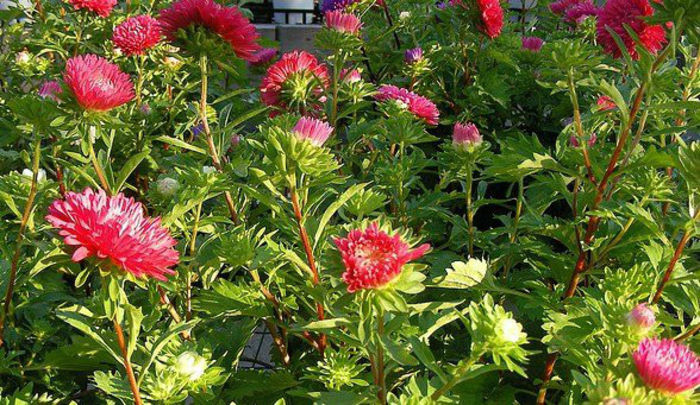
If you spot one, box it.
[293,116,333,147]
[596,0,666,59]
[375,85,440,125]
[112,15,162,56]
[38,80,63,102]
[259,50,329,113]
[64,54,134,112]
[334,223,430,293]
[46,188,179,281]
[453,122,482,148]
[158,0,260,61]
[68,0,117,17]
[249,48,278,67]
[632,338,700,395]
[324,10,362,35]
[476,0,504,39]
[597,95,617,111]
[521,36,544,51]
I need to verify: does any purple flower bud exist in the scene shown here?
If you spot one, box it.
[404,47,424,65]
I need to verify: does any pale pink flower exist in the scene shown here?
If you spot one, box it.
[626,303,655,331]
[293,116,333,146]
[324,10,362,35]
[452,122,482,148]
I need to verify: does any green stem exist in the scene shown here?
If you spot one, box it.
[0,136,41,347]
[87,126,111,195]
[375,305,386,405]
[430,352,482,400]
[465,168,475,257]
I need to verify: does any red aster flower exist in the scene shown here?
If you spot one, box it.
[112,15,162,56]
[158,0,260,61]
[375,85,440,125]
[293,116,333,146]
[67,0,117,17]
[64,54,134,112]
[476,0,504,39]
[248,48,278,67]
[46,188,179,281]
[596,0,666,59]
[632,338,700,395]
[597,95,617,111]
[259,50,329,113]
[324,10,362,35]
[38,80,63,102]
[333,223,430,293]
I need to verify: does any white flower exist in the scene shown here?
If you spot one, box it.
[15,51,31,65]
[156,177,179,197]
[202,166,217,174]
[497,318,523,343]
[175,352,207,381]
[21,168,46,184]
[399,11,411,21]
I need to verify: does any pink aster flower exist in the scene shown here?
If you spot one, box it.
[453,122,482,148]
[67,0,117,17]
[324,10,362,35]
[292,116,333,146]
[522,36,544,51]
[333,222,430,293]
[476,0,504,39]
[374,85,439,125]
[259,50,329,112]
[38,80,63,102]
[632,338,700,395]
[596,0,666,59]
[597,95,617,111]
[626,303,655,331]
[112,15,162,57]
[565,0,599,24]
[64,54,134,112]
[46,188,179,281]
[158,0,260,61]
[340,68,362,83]
[249,48,278,67]
[549,0,581,15]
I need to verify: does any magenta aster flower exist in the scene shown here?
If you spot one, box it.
[549,0,581,15]
[565,0,599,24]
[521,36,544,51]
[374,85,439,125]
[68,0,117,17]
[38,80,63,102]
[292,117,333,146]
[112,15,162,56]
[259,51,329,112]
[248,48,278,67]
[404,47,424,64]
[324,10,362,35]
[453,122,482,148]
[46,188,179,281]
[64,54,134,112]
[596,0,666,59]
[333,222,430,293]
[632,338,700,395]
[158,0,260,61]
[626,303,655,331]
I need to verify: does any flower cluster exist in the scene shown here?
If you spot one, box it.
[46,188,179,280]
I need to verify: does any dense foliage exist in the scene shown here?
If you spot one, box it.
[0,0,699,403]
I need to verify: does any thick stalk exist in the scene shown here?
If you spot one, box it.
[290,187,326,356]
[0,138,41,347]
[675,323,700,342]
[375,306,386,405]
[652,209,699,304]
[135,55,145,107]
[380,1,400,49]
[568,70,596,185]
[198,54,240,224]
[156,286,190,340]
[113,317,143,405]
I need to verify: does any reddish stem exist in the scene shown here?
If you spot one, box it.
[113,317,143,405]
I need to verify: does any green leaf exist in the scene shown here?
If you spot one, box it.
[57,306,121,364]
[313,183,367,249]
[125,304,143,358]
[294,318,351,331]
[432,260,488,289]
[155,136,206,154]
[114,150,149,193]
